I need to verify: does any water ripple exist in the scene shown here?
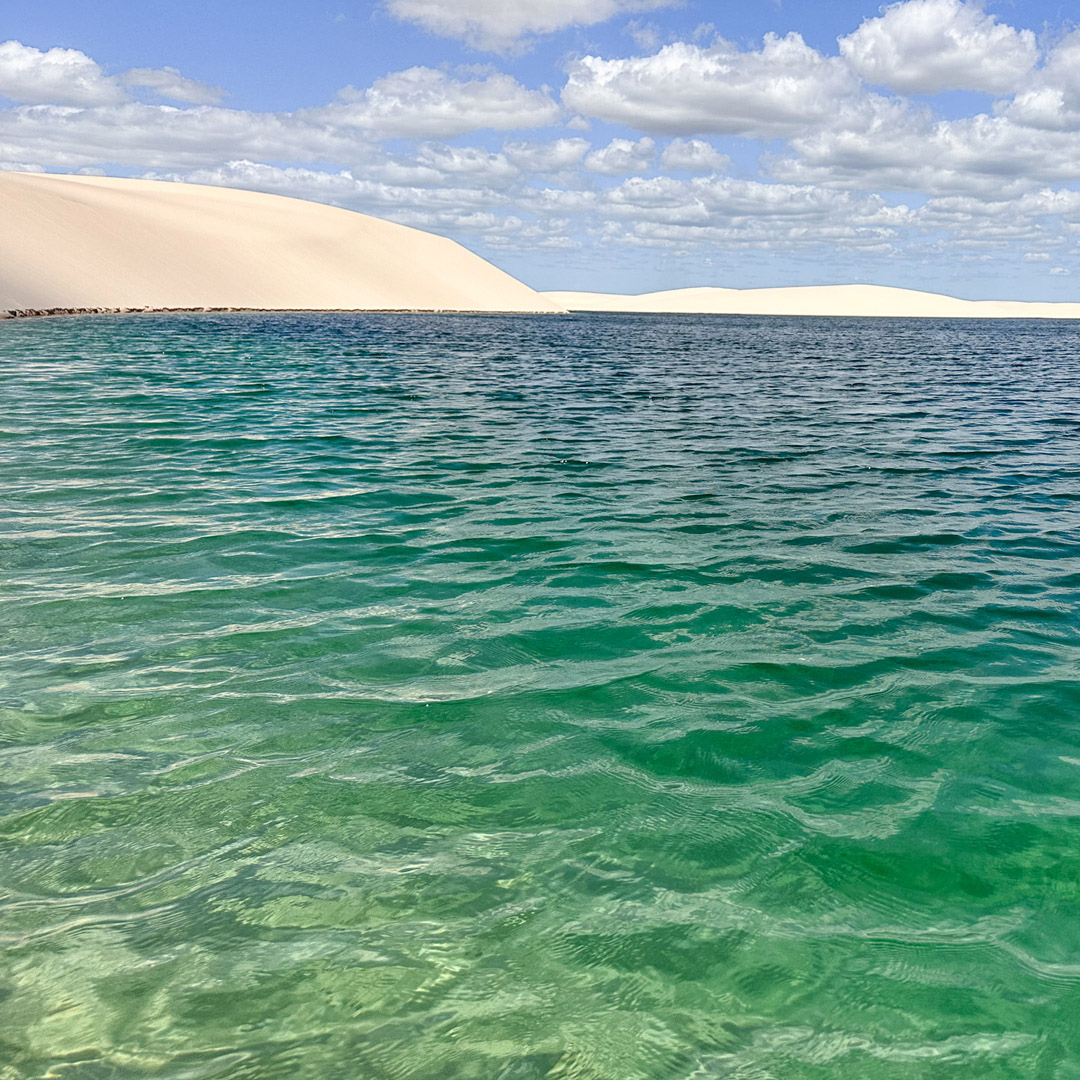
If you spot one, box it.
[2,312,1080,1079]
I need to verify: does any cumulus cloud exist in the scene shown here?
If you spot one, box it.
[314,67,559,136]
[0,39,126,106]
[123,66,224,105]
[0,102,371,170]
[0,40,225,110]
[0,65,559,171]
[563,35,866,137]
[502,137,590,173]
[1004,31,1080,131]
[159,158,916,254]
[385,0,677,52]
[838,0,1036,95]
[143,153,1080,266]
[775,110,1080,197]
[584,136,655,174]
[660,138,729,172]
[413,142,519,184]
[913,188,1080,242]
[589,174,912,250]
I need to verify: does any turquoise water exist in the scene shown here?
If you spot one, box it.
[2,312,1080,1079]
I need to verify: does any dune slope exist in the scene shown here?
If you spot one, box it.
[0,171,563,314]
[545,284,1080,320]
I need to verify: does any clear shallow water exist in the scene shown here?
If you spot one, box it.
[2,311,1080,1080]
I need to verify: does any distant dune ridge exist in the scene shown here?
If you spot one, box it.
[544,286,1080,320]
[3,171,1079,320]
[0,171,564,315]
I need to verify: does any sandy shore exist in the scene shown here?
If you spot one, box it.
[0,172,564,315]
[544,285,1080,320]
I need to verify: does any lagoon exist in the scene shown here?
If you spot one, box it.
[2,312,1079,1078]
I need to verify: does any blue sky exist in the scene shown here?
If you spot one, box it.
[3,0,1079,298]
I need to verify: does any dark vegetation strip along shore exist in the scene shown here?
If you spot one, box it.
[1,307,561,320]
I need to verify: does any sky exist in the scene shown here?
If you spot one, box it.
[3,0,1080,299]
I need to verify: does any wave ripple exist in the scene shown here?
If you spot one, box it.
[2,312,1080,1079]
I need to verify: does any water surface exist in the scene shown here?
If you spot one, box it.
[2,312,1080,1079]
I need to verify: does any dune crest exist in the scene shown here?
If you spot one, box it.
[0,171,564,315]
[545,285,1080,320]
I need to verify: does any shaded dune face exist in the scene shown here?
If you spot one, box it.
[544,286,1080,320]
[0,171,564,314]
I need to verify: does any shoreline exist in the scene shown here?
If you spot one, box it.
[1,306,562,320]
[8,305,1080,323]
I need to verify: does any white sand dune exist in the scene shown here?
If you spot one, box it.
[4,171,1074,321]
[0,171,564,314]
[545,285,1080,320]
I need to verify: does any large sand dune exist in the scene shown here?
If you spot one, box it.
[4,171,1076,320]
[545,285,1080,320]
[0,171,563,314]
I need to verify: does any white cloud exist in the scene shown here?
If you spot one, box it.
[913,188,1080,238]
[0,102,363,170]
[775,110,1080,196]
[145,152,1080,267]
[385,0,677,53]
[0,62,561,171]
[838,0,1036,95]
[123,66,224,105]
[502,137,590,173]
[1004,31,1080,131]
[584,135,655,174]
[563,35,865,137]
[170,159,915,254]
[174,159,510,214]
[591,174,912,249]
[173,160,363,201]
[313,67,559,136]
[0,39,125,106]
[660,138,729,172]
[1050,266,1070,274]
[0,41,224,109]
[413,142,519,184]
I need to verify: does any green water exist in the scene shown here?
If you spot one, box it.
[2,312,1080,1079]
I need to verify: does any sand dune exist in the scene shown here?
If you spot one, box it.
[545,285,1080,320]
[0,171,564,315]
[4,171,1075,321]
